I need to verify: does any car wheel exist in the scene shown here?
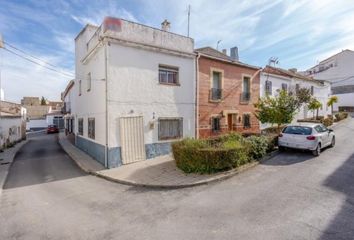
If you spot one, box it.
[312,144,321,156]
[330,137,335,148]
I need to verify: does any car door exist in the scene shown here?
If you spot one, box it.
[314,125,327,146]
[320,124,331,146]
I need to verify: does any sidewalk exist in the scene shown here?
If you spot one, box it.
[0,140,28,195]
[58,133,276,189]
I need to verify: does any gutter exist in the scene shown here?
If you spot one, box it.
[104,40,109,168]
[196,53,201,139]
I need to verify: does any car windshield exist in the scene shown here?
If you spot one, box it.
[48,125,57,128]
[283,126,312,135]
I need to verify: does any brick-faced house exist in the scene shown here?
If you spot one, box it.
[195,47,261,138]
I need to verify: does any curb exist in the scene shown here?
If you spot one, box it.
[332,116,351,129]
[0,140,29,196]
[94,150,279,190]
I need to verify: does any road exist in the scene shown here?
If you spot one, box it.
[1,117,354,240]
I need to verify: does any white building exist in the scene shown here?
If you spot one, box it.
[73,17,196,168]
[62,80,75,134]
[305,49,354,112]
[260,66,331,129]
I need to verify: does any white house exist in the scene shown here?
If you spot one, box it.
[72,17,196,168]
[62,80,75,134]
[305,49,354,112]
[260,66,331,129]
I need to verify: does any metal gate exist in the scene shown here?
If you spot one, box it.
[120,116,146,164]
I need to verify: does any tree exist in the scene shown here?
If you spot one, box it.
[308,98,322,119]
[254,90,299,133]
[40,96,47,105]
[295,87,312,107]
[327,95,338,114]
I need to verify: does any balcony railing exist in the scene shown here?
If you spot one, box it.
[210,88,222,101]
[240,92,251,102]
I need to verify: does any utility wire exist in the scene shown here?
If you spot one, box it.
[3,47,74,78]
[4,41,74,76]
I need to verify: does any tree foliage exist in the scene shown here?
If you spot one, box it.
[327,95,338,114]
[254,90,299,133]
[308,98,322,119]
[296,87,312,107]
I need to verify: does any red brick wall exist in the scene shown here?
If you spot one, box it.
[197,56,260,139]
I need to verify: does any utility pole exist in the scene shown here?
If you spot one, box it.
[0,34,3,120]
[216,40,222,50]
[187,5,191,37]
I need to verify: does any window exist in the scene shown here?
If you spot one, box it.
[211,117,221,132]
[87,72,91,91]
[243,76,251,93]
[265,80,272,95]
[295,83,300,94]
[159,65,179,85]
[79,80,82,96]
[243,114,251,128]
[78,118,83,136]
[310,86,314,95]
[283,126,312,135]
[281,83,288,92]
[158,118,183,140]
[88,118,95,139]
[211,71,222,100]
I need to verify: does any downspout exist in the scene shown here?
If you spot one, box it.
[196,53,201,139]
[104,39,109,168]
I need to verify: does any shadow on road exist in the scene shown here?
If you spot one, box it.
[319,152,354,239]
[3,134,86,190]
[262,149,314,166]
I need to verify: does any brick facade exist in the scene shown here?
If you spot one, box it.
[197,56,261,138]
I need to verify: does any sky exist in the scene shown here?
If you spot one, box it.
[0,0,354,103]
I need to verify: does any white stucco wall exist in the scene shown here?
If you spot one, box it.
[333,93,354,111]
[107,43,195,147]
[0,117,22,147]
[260,72,331,129]
[26,119,47,130]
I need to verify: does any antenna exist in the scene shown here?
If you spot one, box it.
[268,57,279,66]
[216,40,222,50]
[187,5,190,37]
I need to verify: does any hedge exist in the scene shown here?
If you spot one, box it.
[335,112,348,121]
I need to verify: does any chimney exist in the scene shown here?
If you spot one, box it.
[161,19,171,31]
[222,49,227,55]
[230,47,239,61]
[288,68,297,73]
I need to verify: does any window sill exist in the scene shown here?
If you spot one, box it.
[159,82,180,87]
[209,99,223,103]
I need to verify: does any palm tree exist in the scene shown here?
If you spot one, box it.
[327,96,338,114]
[308,98,322,119]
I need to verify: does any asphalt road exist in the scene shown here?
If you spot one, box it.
[1,118,354,240]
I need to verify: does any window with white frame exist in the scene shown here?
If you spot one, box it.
[295,83,300,94]
[78,118,83,136]
[310,86,314,95]
[88,118,95,139]
[87,72,91,91]
[281,83,288,92]
[265,80,272,95]
[158,118,183,140]
[159,65,179,85]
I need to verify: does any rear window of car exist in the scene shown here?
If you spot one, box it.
[48,125,57,128]
[282,126,312,135]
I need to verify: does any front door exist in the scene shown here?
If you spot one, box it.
[120,116,146,164]
[228,114,233,131]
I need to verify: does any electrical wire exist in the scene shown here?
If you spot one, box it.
[3,47,74,78]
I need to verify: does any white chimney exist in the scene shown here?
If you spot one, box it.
[161,19,171,31]
[230,46,239,61]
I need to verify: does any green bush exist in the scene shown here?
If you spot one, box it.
[245,135,269,160]
[322,118,333,127]
[335,112,348,121]
[172,138,249,174]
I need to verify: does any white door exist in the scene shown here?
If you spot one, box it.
[120,116,146,164]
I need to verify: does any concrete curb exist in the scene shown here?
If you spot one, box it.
[0,140,29,196]
[332,116,351,129]
[57,133,279,189]
[94,150,279,190]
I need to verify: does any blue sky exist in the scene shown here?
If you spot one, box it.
[1,0,354,103]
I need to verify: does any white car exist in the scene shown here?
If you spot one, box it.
[278,123,335,156]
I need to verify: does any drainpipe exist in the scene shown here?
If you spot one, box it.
[196,53,201,139]
[104,40,109,168]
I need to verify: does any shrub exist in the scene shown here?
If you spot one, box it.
[245,135,269,160]
[172,138,249,174]
[322,118,333,127]
[335,112,348,121]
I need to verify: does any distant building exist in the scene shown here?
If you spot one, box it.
[70,17,195,168]
[195,47,261,138]
[260,66,331,129]
[305,49,354,112]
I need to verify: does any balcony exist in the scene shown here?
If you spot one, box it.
[210,88,222,101]
[240,92,251,103]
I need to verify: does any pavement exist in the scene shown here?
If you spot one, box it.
[58,132,277,188]
[1,116,354,239]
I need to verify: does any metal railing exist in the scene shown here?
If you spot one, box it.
[210,88,222,101]
[241,92,251,102]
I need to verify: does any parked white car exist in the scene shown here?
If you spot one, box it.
[278,123,335,156]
